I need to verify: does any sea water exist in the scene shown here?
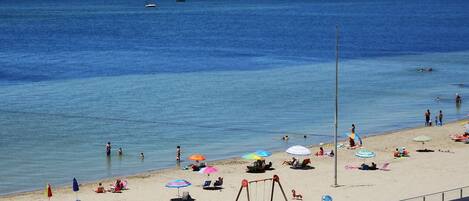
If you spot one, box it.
[0,0,468,195]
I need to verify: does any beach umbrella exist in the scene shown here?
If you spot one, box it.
[45,184,52,201]
[199,166,218,179]
[413,135,432,151]
[413,135,432,143]
[286,145,311,156]
[255,150,272,157]
[344,132,363,145]
[188,154,206,161]
[165,179,191,197]
[72,178,79,201]
[242,153,263,160]
[355,149,375,164]
[355,149,376,159]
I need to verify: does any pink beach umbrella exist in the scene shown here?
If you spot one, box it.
[199,166,218,179]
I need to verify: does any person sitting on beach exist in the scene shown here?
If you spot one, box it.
[292,189,303,200]
[327,150,334,157]
[214,177,223,186]
[369,162,377,170]
[282,157,297,165]
[315,147,324,156]
[349,137,356,147]
[112,179,122,193]
[394,148,400,158]
[95,183,105,193]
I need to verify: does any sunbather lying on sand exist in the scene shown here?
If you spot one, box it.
[282,157,297,165]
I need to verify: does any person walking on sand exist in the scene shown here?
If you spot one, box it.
[106,142,111,156]
[439,110,443,126]
[425,110,431,126]
[176,146,181,162]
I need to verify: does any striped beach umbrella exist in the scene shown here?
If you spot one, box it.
[165,179,191,197]
[242,153,263,160]
[355,149,376,159]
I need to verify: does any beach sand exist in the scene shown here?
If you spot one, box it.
[2,120,469,201]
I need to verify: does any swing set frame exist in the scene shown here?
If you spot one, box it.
[235,175,288,201]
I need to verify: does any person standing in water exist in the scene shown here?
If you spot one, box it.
[439,110,443,126]
[176,146,181,162]
[425,110,431,126]
[106,142,111,156]
[117,147,123,156]
[456,93,462,104]
[351,124,356,134]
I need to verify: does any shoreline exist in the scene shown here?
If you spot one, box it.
[2,118,467,200]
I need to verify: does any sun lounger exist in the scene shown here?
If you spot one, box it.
[202,180,211,189]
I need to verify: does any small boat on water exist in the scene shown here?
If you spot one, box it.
[145,2,157,7]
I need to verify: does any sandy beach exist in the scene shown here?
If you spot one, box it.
[2,120,469,201]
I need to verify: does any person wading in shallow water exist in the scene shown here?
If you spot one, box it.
[425,109,431,126]
[176,146,181,162]
[106,142,111,156]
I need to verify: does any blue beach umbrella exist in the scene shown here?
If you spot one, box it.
[165,179,191,197]
[72,178,79,201]
[255,150,272,157]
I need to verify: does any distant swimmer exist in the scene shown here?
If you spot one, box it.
[106,142,111,156]
[416,67,433,72]
[117,147,123,156]
[456,93,462,104]
[281,135,289,141]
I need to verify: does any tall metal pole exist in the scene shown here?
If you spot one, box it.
[333,25,339,187]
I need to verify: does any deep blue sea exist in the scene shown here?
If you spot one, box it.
[1,0,469,195]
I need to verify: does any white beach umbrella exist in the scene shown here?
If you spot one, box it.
[286,145,311,156]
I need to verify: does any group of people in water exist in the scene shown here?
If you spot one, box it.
[105,142,144,159]
[424,109,444,127]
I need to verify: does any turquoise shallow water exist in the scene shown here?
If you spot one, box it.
[1,0,469,195]
[0,52,468,194]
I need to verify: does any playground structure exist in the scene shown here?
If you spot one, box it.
[235,175,288,201]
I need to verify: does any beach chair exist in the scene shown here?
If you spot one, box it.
[379,163,390,171]
[202,180,211,189]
